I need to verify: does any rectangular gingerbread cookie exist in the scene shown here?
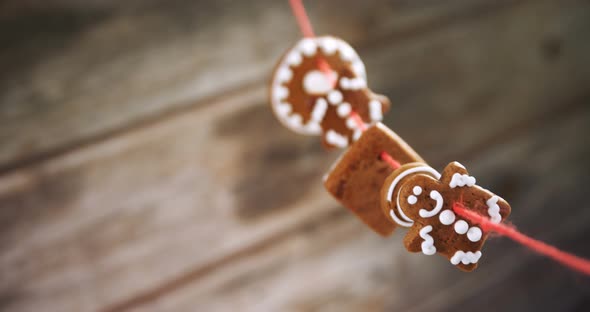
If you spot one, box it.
[323,123,424,236]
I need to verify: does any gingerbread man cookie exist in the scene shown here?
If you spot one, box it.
[380,162,511,271]
[270,36,390,149]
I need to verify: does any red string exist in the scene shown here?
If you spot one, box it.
[453,202,590,276]
[288,0,590,277]
[290,0,397,167]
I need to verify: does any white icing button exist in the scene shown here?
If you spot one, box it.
[408,195,417,205]
[286,51,302,66]
[352,61,365,76]
[336,102,352,117]
[303,70,334,95]
[276,67,293,83]
[412,186,422,195]
[454,220,469,235]
[276,102,292,116]
[320,37,337,54]
[298,38,317,56]
[439,210,456,225]
[338,42,356,61]
[328,90,343,105]
[275,86,289,100]
[467,227,483,242]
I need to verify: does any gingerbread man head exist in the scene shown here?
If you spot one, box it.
[270,36,390,149]
[380,162,511,271]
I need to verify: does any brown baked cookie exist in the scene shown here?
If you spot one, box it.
[269,36,390,149]
[380,161,511,271]
[323,123,424,236]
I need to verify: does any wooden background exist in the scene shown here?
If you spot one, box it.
[1,0,589,311]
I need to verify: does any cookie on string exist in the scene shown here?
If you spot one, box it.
[380,161,511,271]
[323,123,423,236]
[270,36,390,149]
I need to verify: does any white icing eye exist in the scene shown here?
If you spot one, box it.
[467,227,482,242]
[303,70,334,95]
[328,90,343,105]
[408,195,417,205]
[412,186,422,195]
[439,210,456,225]
[454,220,468,234]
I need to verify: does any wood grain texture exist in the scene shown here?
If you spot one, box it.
[0,0,589,311]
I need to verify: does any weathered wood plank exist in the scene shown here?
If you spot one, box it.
[126,104,590,312]
[0,0,501,172]
[0,0,589,311]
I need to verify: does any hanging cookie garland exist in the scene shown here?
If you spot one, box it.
[267,0,590,275]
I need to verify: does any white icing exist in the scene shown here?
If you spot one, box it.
[454,220,469,234]
[327,90,343,105]
[275,86,289,100]
[275,102,292,116]
[305,122,321,133]
[319,37,337,55]
[449,173,476,188]
[340,77,366,90]
[345,117,358,129]
[419,190,444,218]
[420,226,436,255]
[467,226,483,242]
[352,61,366,77]
[352,129,362,141]
[338,42,356,62]
[336,102,351,117]
[325,130,348,148]
[439,210,456,225]
[390,209,413,228]
[408,195,417,205]
[287,114,303,128]
[286,50,302,66]
[386,166,441,227]
[298,38,317,56]
[311,98,328,122]
[369,100,383,121]
[487,195,502,223]
[303,70,334,95]
[413,186,422,195]
[450,250,482,265]
[276,67,293,83]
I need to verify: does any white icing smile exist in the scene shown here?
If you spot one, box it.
[450,250,482,265]
[419,190,444,218]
